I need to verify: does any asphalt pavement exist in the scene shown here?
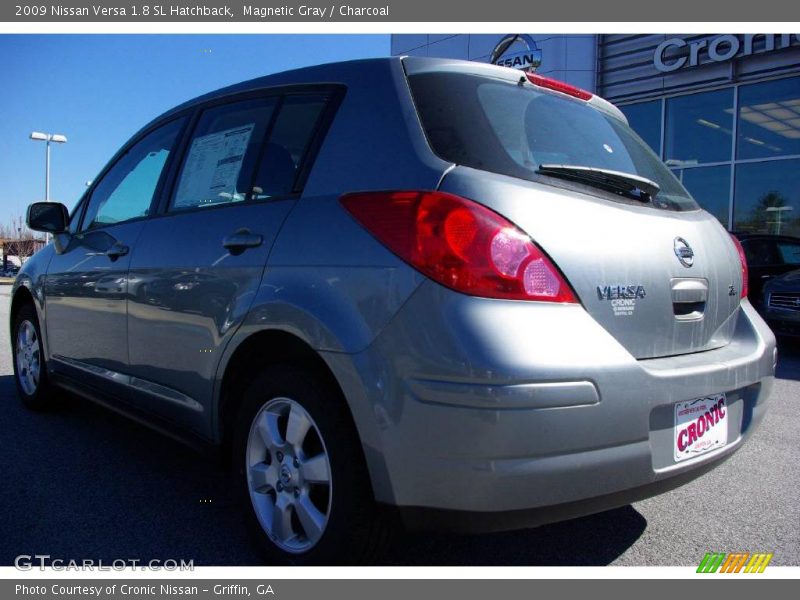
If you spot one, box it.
[0,285,797,566]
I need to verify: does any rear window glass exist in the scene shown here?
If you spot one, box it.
[777,242,800,265]
[408,71,698,212]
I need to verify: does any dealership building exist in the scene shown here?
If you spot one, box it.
[391,34,800,238]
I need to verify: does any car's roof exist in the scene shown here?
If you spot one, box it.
[115,57,406,166]
[145,55,623,134]
[160,56,402,119]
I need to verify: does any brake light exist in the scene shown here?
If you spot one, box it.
[730,234,749,299]
[525,73,593,101]
[340,191,577,303]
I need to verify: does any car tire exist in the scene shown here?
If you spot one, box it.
[232,365,391,565]
[12,303,56,410]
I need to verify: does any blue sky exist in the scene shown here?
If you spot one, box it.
[0,34,389,224]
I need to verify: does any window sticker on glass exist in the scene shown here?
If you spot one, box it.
[174,123,255,208]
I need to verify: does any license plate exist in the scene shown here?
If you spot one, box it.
[674,394,728,462]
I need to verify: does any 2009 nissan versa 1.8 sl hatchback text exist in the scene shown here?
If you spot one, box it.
[12,57,776,564]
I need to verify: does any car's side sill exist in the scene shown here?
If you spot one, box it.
[50,372,218,459]
[50,355,203,412]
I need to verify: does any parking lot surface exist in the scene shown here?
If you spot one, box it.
[1,285,798,566]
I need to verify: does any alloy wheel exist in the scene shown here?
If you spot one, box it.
[245,397,332,554]
[16,320,40,396]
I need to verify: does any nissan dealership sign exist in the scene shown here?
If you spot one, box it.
[654,33,800,72]
[490,34,542,72]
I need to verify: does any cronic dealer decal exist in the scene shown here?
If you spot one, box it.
[597,285,647,317]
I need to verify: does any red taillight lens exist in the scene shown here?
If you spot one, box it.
[340,191,577,303]
[730,234,749,299]
[525,73,593,101]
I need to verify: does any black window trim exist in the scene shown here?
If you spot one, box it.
[68,195,87,234]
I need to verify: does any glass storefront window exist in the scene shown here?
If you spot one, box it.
[620,101,661,154]
[733,159,800,237]
[665,89,734,166]
[672,165,731,227]
[737,77,800,160]
[614,77,800,235]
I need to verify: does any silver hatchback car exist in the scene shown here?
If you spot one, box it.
[12,57,776,564]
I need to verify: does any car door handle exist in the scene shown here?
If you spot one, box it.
[223,229,263,254]
[105,243,129,260]
[761,274,772,279]
[88,243,129,261]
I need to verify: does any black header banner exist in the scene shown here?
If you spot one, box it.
[2,1,800,22]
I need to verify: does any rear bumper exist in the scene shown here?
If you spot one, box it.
[392,378,767,534]
[394,451,735,533]
[327,283,776,531]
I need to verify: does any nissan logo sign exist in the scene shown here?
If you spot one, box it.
[490,34,542,72]
[654,34,800,73]
[674,237,695,268]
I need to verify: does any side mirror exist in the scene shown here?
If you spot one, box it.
[26,202,69,234]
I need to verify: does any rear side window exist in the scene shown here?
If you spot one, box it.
[408,71,698,212]
[82,118,185,230]
[777,242,800,265]
[251,94,328,199]
[171,93,331,210]
[172,98,278,210]
[742,239,780,266]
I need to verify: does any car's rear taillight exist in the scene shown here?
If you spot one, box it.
[525,72,593,101]
[340,191,577,303]
[730,234,749,299]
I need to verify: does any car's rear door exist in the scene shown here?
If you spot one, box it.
[45,117,186,398]
[125,90,337,435]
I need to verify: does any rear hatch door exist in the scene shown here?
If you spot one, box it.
[440,167,742,359]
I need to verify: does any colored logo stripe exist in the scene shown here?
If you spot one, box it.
[697,552,773,573]
[720,553,749,573]
[744,553,773,573]
[697,553,726,573]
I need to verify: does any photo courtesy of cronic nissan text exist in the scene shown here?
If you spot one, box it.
[0,1,798,593]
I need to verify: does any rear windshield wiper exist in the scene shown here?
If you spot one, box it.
[536,164,660,203]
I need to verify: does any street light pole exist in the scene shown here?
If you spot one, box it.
[29,131,68,203]
[45,136,50,202]
[765,206,794,236]
[29,131,67,243]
